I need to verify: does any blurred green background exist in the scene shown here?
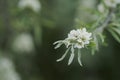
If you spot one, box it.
[0,0,120,80]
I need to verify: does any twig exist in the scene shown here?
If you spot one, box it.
[95,8,115,33]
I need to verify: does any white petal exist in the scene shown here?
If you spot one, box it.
[68,46,75,65]
[82,28,86,32]
[71,45,74,54]
[78,50,83,66]
[74,43,82,49]
[84,41,89,44]
[68,53,74,65]
[53,40,63,45]
[54,43,62,49]
[56,47,70,62]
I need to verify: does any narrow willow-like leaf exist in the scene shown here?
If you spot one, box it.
[56,47,70,62]
[111,23,120,28]
[91,48,95,55]
[108,28,120,43]
[98,33,104,43]
[68,46,74,65]
[89,41,96,55]
[93,35,99,51]
[110,27,120,35]
[78,49,82,66]
[92,16,104,29]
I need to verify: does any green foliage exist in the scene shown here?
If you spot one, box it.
[1,0,120,80]
[108,24,120,43]
[71,0,120,56]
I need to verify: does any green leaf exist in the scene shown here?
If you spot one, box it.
[98,33,105,43]
[91,48,95,55]
[88,41,96,47]
[110,23,120,30]
[91,17,103,29]
[93,35,99,51]
[110,27,120,35]
[111,23,120,27]
[87,41,96,55]
[108,28,120,43]
[34,26,42,45]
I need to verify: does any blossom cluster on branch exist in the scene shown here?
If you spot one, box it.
[54,28,92,66]
[53,0,120,66]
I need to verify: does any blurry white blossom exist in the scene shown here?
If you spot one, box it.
[98,3,106,13]
[116,0,120,3]
[12,33,35,53]
[18,0,41,12]
[81,0,96,9]
[54,28,92,66]
[104,0,120,8]
[0,57,21,80]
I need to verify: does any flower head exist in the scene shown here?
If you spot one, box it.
[54,28,92,66]
[104,0,120,8]
[18,0,41,12]
[98,3,106,13]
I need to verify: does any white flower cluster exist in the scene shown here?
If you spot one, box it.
[104,0,120,8]
[0,57,21,80]
[12,33,35,53]
[98,3,106,13]
[54,28,92,66]
[18,0,41,13]
[98,0,120,13]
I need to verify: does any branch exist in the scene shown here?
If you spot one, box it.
[95,8,115,33]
